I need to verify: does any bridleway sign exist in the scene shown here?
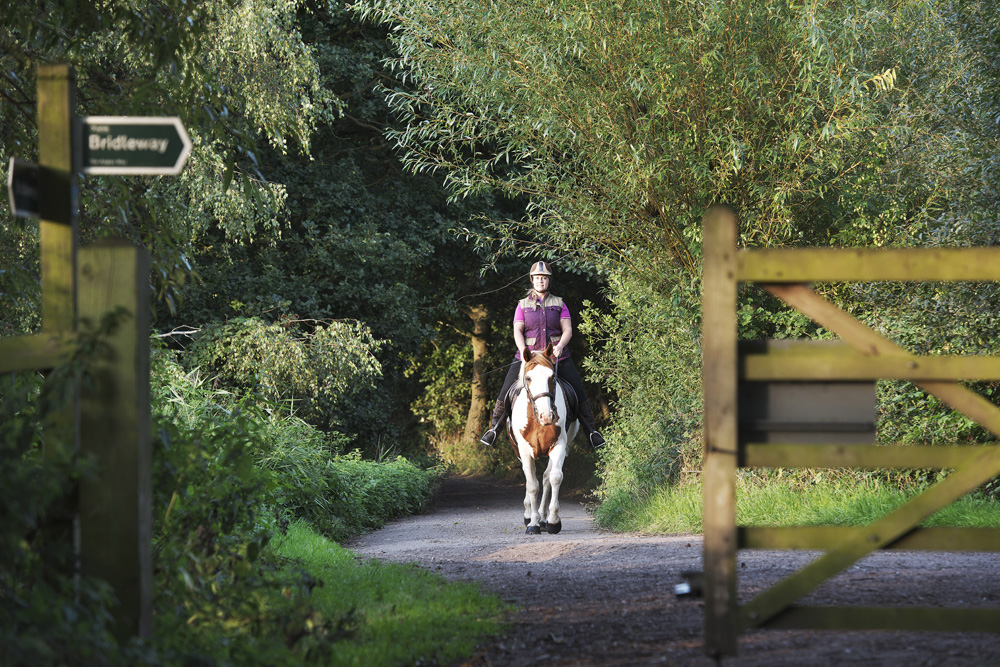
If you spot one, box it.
[79,116,192,175]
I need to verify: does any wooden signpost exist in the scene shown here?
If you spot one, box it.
[0,64,190,641]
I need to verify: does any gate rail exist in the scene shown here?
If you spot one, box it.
[702,205,1000,656]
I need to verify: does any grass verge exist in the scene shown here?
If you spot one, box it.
[274,521,513,666]
[595,475,1000,534]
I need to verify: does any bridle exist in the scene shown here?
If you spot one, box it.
[521,357,558,423]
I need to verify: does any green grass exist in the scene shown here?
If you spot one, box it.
[595,476,1000,534]
[274,521,513,666]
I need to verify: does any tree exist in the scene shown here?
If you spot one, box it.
[350,0,1000,498]
[0,0,340,325]
[352,0,904,280]
[139,2,532,453]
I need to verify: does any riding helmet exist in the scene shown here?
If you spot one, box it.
[529,261,553,276]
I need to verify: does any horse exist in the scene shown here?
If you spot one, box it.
[505,343,579,535]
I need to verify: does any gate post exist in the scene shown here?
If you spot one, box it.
[701,205,739,657]
[77,240,153,640]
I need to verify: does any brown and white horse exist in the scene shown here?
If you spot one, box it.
[506,344,579,535]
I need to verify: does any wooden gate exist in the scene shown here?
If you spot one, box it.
[702,205,1000,657]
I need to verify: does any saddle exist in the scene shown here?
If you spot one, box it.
[505,378,579,422]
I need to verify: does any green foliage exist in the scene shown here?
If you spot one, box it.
[148,345,444,661]
[878,381,989,446]
[596,474,1000,534]
[184,315,383,434]
[0,318,150,664]
[351,0,1000,515]
[0,373,119,666]
[275,521,512,666]
[0,224,41,335]
[350,0,931,502]
[0,337,444,665]
[311,451,439,542]
[409,334,473,437]
[831,0,1000,461]
[578,270,702,500]
[156,1,519,457]
[849,0,1000,249]
[252,402,442,541]
[352,0,904,275]
[0,0,341,325]
[150,349,328,663]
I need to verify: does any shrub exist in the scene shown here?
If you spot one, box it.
[0,372,119,665]
[185,316,383,434]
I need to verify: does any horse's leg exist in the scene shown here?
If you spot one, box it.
[539,465,552,530]
[543,443,567,534]
[521,450,542,534]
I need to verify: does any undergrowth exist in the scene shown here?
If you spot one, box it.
[274,522,512,666]
[1,344,508,666]
[596,472,1000,534]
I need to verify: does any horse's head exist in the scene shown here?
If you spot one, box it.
[519,344,558,425]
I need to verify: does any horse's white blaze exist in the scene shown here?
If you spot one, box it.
[522,362,555,424]
[510,354,579,532]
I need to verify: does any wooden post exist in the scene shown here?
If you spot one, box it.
[701,205,739,657]
[77,240,153,640]
[37,64,78,333]
[36,64,80,575]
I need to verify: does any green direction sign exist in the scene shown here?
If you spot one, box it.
[79,116,192,175]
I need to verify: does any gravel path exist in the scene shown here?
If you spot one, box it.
[346,474,1000,666]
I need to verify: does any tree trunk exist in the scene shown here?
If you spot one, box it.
[462,303,490,444]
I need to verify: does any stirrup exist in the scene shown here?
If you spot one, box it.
[480,428,497,447]
[589,431,606,449]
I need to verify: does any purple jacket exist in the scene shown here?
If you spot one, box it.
[515,293,570,360]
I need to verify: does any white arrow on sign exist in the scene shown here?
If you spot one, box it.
[79,116,193,175]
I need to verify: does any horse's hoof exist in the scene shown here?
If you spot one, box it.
[524,517,530,526]
[525,525,542,535]
[545,521,562,534]
[539,520,547,529]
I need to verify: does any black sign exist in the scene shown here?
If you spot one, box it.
[7,158,39,219]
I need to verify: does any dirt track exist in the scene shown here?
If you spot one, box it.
[345,475,1000,666]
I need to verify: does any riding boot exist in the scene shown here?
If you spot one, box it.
[577,398,606,449]
[479,398,508,447]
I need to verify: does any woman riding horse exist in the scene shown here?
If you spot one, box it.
[479,261,606,449]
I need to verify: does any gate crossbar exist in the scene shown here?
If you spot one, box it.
[738,445,1000,630]
[701,206,1000,657]
[0,332,76,374]
[766,284,1000,436]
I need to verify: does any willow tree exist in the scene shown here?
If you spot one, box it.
[0,0,341,326]
[349,0,911,489]
[351,0,905,279]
